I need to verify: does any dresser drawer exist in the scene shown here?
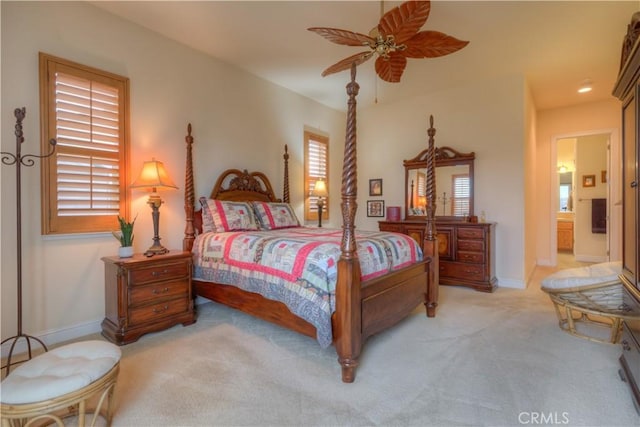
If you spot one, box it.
[129,280,189,305]
[129,297,190,325]
[129,261,189,285]
[439,261,484,281]
[457,251,484,264]
[457,239,484,252]
[378,222,402,233]
[457,227,484,239]
[621,323,640,389]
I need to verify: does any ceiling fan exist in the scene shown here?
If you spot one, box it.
[308,0,469,83]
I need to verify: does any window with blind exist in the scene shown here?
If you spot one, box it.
[39,53,130,234]
[304,130,329,222]
[451,174,470,216]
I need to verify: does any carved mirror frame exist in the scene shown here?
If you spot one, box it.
[404,146,475,221]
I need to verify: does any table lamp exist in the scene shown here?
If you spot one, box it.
[130,158,178,255]
[312,179,328,227]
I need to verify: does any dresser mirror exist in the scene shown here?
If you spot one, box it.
[404,146,475,221]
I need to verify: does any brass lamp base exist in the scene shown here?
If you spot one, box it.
[145,194,169,256]
[144,243,169,256]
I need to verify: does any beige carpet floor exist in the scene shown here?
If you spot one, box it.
[16,258,640,426]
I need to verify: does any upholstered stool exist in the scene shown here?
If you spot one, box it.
[541,261,640,344]
[1,340,121,427]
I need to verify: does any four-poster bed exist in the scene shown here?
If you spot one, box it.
[182,65,439,382]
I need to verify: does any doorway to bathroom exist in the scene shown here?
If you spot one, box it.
[551,129,620,267]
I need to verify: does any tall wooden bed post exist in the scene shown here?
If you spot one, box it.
[335,64,362,382]
[183,123,195,252]
[423,115,439,316]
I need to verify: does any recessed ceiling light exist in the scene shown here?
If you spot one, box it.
[578,79,593,94]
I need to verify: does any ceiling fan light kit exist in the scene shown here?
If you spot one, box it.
[308,0,469,83]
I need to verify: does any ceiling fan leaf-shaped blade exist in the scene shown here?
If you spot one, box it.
[375,54,407,83]
[378,1,431,44]
[308,27,375,47]
[321,52,373,77]
[403,31,469,58]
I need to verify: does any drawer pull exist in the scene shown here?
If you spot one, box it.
[153,305,169,314]
[622,339,631,351]
[151,269,169,277]
[152,287,170,294]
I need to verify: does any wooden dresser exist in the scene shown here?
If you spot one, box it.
[379,220,496,292]
[101,251,196,345]
[613,11,640,414]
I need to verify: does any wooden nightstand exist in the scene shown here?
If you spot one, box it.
[101,250,196,345]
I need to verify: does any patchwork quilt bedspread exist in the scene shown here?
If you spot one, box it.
[192,227,423,348]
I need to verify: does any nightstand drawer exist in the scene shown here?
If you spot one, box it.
[129,280,189,305]
[129,261,189,285]
[129,297,190,325]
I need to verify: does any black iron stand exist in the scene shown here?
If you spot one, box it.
[1,107,56,375]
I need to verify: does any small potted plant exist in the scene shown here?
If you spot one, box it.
[113,215,136,258]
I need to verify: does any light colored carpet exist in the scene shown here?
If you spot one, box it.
[66,264,640,426]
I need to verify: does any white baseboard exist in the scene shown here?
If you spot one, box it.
[1,319,102,359]
[496,277,526,289]
[3,300,213,359]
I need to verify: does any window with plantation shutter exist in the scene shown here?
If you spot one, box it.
[304,130,329,222]
[39,53,130,234]
[451,174,470,216]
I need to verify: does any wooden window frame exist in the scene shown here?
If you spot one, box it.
[304,130,329,222]
[39,52,131,234]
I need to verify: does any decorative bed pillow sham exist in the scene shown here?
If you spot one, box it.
[251,201,300,230]
[199,198,259,232]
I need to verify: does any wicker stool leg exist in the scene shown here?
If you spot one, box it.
[565,306,576,334]
[610,318,622,343]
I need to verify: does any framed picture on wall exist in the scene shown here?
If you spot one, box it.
[369,179,383,196]
[367,200,385,217]
[582,174,596,187]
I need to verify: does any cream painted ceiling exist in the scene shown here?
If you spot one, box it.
[92,1,637,112]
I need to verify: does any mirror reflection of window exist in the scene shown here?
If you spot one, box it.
[559,184,572,211]
[452,174,470,216]
[559,172,573,212]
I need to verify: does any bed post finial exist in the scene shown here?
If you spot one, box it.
[184,123,196,252]
[283,144,290,204]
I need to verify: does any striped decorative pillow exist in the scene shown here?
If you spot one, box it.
[199,198,259,232]
[251,202,300,230]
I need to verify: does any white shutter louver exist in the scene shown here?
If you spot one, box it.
[54,72,121,218]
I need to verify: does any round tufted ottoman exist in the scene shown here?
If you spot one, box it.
[1,340,121,427]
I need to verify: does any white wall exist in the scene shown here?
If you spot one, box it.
[357,74,528,288]
[1,1,344,347]
[574,134,609,261]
